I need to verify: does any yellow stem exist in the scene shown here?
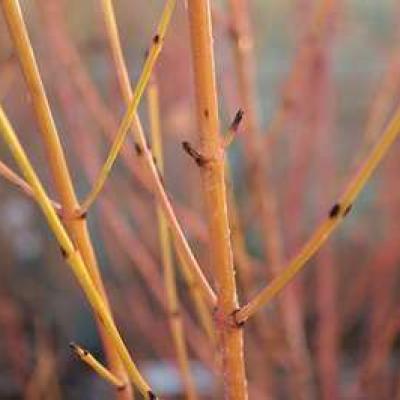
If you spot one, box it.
[1,0,76,208]
[237,103,400,324]
[0,106,156,400]
[148,76,199,400]
[100,0,132,106]
[222,113,256,298]
[70,342,125,390]
[1,1,133,396]
[80,0,175,213]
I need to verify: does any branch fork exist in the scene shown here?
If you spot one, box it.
[182,109,244,167]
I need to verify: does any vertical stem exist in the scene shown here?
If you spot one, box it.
[148,76,199,400]
[186,1,247,399]
[225,168,275,396]
[1,1,132,398]
[229,0,314,397]
[307,16,339,398]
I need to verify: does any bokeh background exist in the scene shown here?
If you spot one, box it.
[1,0,400,398]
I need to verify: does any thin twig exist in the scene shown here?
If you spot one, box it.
[148,75,199,400]
[263,0,336,151]
[98,0,217,310]
[80,0,175,214]
[228,0,314,396]
[0,160,61,210]
[237,102,400,324]
[70,342,126,390]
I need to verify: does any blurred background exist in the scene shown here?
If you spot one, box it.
[1,0,400,398]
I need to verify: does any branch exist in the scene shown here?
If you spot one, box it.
[79,0,176,214]
[0,106,156,400]
[186,1,248,398]
[148,75,199,400]
[236,104,400,324]
[2,2,133,392]
[98,0,217,308]
[70,342,126,390]
[0,160,61,210]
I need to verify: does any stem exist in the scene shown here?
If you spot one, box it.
[0,160,61,209]
[229,0,314,396]
[24,324,62,400]
[186,1,248,399]
[70,342,126,390]
[0,107,156,399]
[99,0,217,311]
[1,0,75,209]
[1,1,133,397]
[356,49,400,164]
[225,164,255,299]
[80,0,176,213]
[148,76,199,400]
[58,79,214,370]
[309,34,339,399]
[263,0,336,150]
[39,0,210,296]
[237,101,400,324]
[148,82,214,341]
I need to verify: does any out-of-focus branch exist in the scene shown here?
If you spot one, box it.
[148,75,199,400]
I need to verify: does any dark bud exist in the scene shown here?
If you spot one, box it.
[60,247,68,259]
[329,203,341,218]
[182,141,207,167]
[230,109,244,132]
[134,142,143,156]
